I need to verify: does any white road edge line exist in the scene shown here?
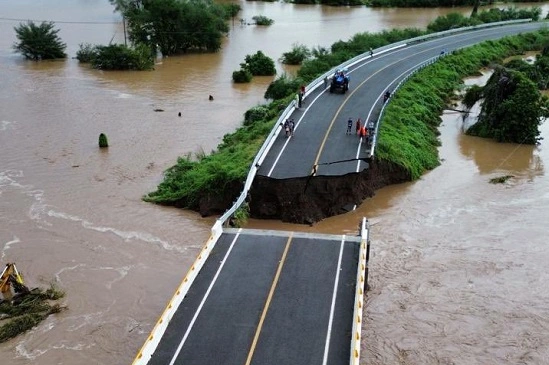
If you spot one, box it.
[267,90,326,177]
[353,55,443,176]
[322,236,346,365]
[168,230,242,365]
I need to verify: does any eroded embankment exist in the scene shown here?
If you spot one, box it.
[248,158,410,224]
[191,158,409,224]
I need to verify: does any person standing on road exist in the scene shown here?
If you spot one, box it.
[347,118,353,135]
[359,125,367,143]
[289,119,295,136]
[355,118,362,135]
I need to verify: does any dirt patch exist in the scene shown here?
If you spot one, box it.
[194,158,410,224]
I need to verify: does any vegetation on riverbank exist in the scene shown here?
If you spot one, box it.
[144,11,546,211]
[461,49,549,143]
[377,29,549,179]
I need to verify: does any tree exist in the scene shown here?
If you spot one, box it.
[465,68,547,144]
[241,51,276,76]
[111,0,230,57]
[13,21,66,60]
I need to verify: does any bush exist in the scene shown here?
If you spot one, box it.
[13,21,66,60]
[76,43,97,63]
[252,15,274,26]
[462,84,483,109]
[264,74,303,100]
[232,69,253,83]
[90,44,154,71]
[280,43,311,65]
[99,133,109,148]
[427,13,479,32]
[244,106,270,125]
[241,51,276,76]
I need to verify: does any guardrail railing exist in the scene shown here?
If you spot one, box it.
[217,18,532,228]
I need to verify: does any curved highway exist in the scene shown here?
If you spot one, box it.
[258,21,548,179]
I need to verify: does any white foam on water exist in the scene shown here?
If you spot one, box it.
[15,341,88,361]
[15,343,47,360]
[54,263,86,283]
[0,170,52,226]
[47,209,182,252]
[1,235,20,261]
[0,120,14,131]
[116,93,133,99]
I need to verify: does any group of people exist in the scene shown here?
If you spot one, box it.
[283,118,295,137]
[346,117,375,145]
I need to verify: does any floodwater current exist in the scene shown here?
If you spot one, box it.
[1,1,549,364]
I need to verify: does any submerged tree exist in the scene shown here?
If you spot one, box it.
[110,0,231,56]
[13,21,66,60]
[464,67,548,144]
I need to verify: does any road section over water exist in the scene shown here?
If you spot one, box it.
[259,21,548,179]
[141,229,361,365]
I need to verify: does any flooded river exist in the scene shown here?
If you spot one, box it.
[1,1,549,364]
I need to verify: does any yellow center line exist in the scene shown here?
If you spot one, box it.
[311,45,443,175]
[244,234,293,365]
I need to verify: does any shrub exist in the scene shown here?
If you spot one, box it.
[252,15,274,26]
[241,51,276,76]
[13,21,66,60]
[264,73,302,100]
[232,69,253,83]
[244,106,270,125]
[76,43,97,63]
[280,43,311,65]
[99,133,109,148]
[90,44,154,71]
[462,84,483,109]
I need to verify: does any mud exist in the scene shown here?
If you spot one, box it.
[249,158,411,224]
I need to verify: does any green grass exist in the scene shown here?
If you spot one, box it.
[144,24,549,208]
[376,29,549,179]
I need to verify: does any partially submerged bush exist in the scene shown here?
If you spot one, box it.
[280,43,311,65]
[252,15,274,26]
[232,69,253,83]
[76,43,97,63]
[13,21,66,60]
[241,51,276,76]
[99,133,109,148]
[489,175,514,184]
[91,44,154,71]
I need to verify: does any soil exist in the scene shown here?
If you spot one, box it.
[195,158,411,225]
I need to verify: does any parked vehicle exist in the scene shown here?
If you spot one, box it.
[329,68,350,94]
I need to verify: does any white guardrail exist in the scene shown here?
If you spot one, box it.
[132,18,532,365]
[219,18,532,226]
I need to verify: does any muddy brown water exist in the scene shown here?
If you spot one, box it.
[1,2,549,364]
